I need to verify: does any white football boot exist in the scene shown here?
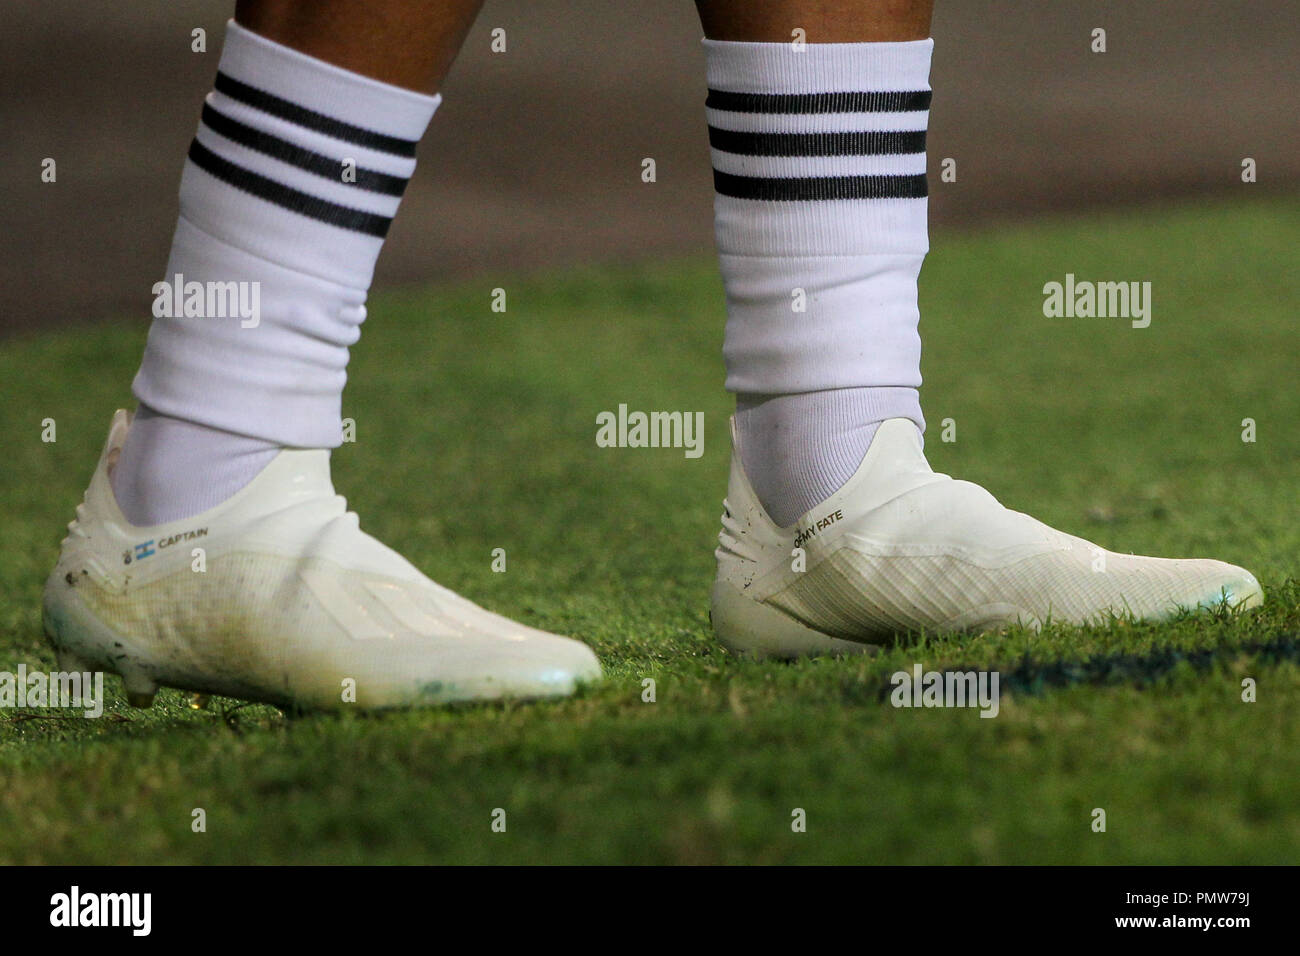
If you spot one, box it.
[712,417,1263,658]
[43,410,601,710]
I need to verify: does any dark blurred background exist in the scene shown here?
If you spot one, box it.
[3,0,1297,338]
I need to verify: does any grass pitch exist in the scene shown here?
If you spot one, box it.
[1,198,1297,864]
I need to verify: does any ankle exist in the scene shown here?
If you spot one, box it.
[735,387,922,526]
[110,406,281,526]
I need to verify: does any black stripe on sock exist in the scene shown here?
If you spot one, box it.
[214,72,419,158]
[712,169,928,201]
[708,126,926,157]
[187,139,393,237]
[706,89,931,114]
[201,104,409,197]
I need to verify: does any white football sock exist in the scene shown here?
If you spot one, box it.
[705,38,932,525]
[113,20,439,525]
[735,387,920,527]
[111,407,280,525]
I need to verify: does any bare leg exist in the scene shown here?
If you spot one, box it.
[234,0,484,92]
[695,0,933,42]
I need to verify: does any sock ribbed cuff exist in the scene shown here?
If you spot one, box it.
[188,19,440,289]
[705,38,932,259]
